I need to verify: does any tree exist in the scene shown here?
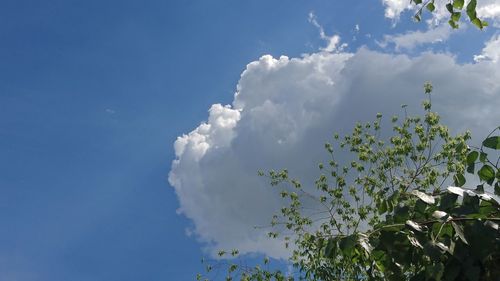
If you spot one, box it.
[410,0,488,29]
[198,84,500,281]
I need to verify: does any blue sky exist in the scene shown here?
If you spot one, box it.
[1,1,500,280]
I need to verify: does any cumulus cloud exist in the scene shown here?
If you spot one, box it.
[378,24,454,51]
[474,33,500,62]
[169,48,500,259]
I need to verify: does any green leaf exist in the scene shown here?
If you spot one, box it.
[462,192,480,211]
[339,235,357,257]
[394,205,410,223]
[478,200,497,216]
[446,3,454,13]
[471,17,483,29]
[378,200,388,214]
[495,182,500,196]
[423,241,443,261]
[371,250,388,272]
[414,198,428,216]
[466,151,479,173]
[316,237,324,251]
[452,12,462,22]
[482,136,500,149]
[453,0,464,9]
[466,162,475,174]
[466,151,478,164]
[426,2,435,12]
[439,193,458,211]
[324,238,336,258]
[389,190,401,206]
[448,19,459,29]
[453,173,466,187]
[478,165,495,184]
[413,0,422,4]
[479,152,487,162]
[466,0,477,20]
[434,221,453,238]
[411,190,435,204]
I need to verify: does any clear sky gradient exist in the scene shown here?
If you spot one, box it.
[1,1,499,280]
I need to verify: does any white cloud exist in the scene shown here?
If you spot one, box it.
[382,0,412,20]
[308,12,347,52]
[378,24,454,51]
[477,1,500,26]
[169,49,500,259]
[474,33,500,62]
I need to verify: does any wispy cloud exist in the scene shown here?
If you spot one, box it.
[308,12,346,53]
[378,24,455,51]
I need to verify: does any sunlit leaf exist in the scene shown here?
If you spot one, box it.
[358,234,372,255]
[448,186,480,198]
[471,18,483,29]
[484,220,499,230]
[411,190,435,204]
[453,0,464,9]
[432,210,448,221]
[466,0,477,20]
[407,234,423,249]
[451,222,468,244]
[406,220,426,232]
